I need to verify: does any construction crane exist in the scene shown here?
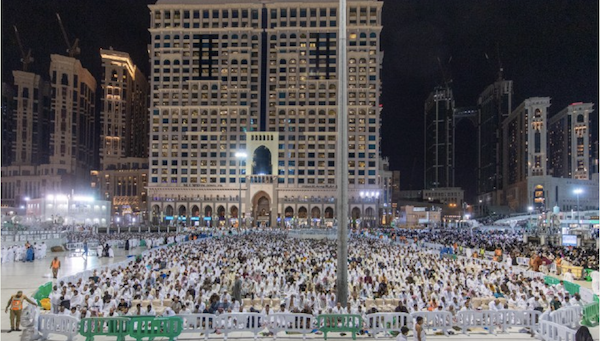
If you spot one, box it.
[13,25,34,72]
[436,56,453,88]
[56,13,80,58]
[485,42,504,81]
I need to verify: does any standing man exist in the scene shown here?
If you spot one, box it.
[83,241,89,259]
[233,275,243,303]
[413,316,426,341]
[50,257,61,279]
[5,290,37,332]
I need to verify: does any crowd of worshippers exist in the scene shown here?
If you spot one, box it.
[47,232,587,320]
[381,228,599,271]
[66,232,196,252]
[2,241,47,263]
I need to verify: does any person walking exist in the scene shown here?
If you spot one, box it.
[83,241,88,259]
[50,257,61,279]
[233,275,243,303]
[5,290,37,332]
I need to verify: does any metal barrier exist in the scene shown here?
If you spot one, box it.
[317,314,362,340]
[409,311,452,335]
[214,312,266,341]
[456,310,502,335]
[269,313,315,340]
[538,319,576,341]
[129,316,183,341]
[581,301,599,327]
[365,312,411,338]
[497,310,541,333]
[39,314,79,341]
[79,317,130,341]
[177,313,217,341]
[549,306,582,329]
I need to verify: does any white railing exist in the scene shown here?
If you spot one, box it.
[178,313,216,341]
[549,306,582,329]
[269,313,315,340]
[410,311,453,335]
[538,319,576,341]
[456,310,503,335]
[213,312,265,341]
[38,314,79,341]
[497,310,541,333]
[365,312,411,338]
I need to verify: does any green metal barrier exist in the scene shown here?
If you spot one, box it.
[581,301,599,327]
[544,276,561,286]
[80,317,130,341]
[128,316,183,341]
[563,281,581,295]
[317,314,362,340]
[544,276,580,295]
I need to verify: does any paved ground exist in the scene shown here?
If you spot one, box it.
[1,245,598,341]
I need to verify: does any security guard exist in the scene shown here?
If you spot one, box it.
[5,290,37,332]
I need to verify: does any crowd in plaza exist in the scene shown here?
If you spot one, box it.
[1,241,47,263]
[382,228,599,272]
[44,231,589,328]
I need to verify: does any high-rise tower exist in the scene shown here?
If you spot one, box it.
[424,86,454,189]
[91,49,150,223]
[147,0,387,228]
[548,102,594,180]
[477,78,513,201]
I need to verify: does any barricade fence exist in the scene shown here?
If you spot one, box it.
[38,314,79,341]
[38,311,553,340]
[538,319,576,341]
[581,301,599,327]
[549,306,582,329]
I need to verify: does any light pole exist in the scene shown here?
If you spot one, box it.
[574,188,583,228]
[375,191,380,227]
[235,152,247,229]
[336,0,349,306]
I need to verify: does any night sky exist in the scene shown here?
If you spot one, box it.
[2,0,598,201]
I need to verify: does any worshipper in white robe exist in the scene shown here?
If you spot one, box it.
[108,246,115,258]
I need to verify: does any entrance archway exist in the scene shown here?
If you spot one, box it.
[230,205,239,218]
[152,205,161,224]
[191,205,200,217]
[252,192,271,223]
[298,206,308,218]
[351,207,361,219]
[324,206,334,219]
[311,207,321,218]
[165,205,174,216]
[284,206,294,218]
[217,205,226,218]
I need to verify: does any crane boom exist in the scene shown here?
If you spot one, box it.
[56,13,80,58]
[13,25,33,71]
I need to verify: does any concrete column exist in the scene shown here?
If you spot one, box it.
[335,0,349,306]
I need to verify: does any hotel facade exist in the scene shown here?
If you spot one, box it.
[147,0,390,228]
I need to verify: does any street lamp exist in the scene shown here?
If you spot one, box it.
[573,188,583,228]
[235,152,247,229]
